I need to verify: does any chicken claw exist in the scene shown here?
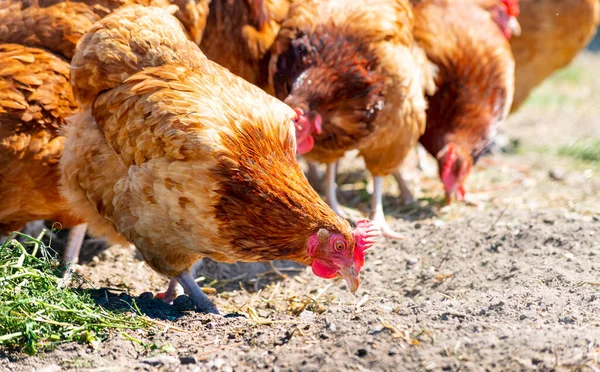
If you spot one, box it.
[175,271,220,314]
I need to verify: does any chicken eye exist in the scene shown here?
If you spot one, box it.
[334,241,345,252]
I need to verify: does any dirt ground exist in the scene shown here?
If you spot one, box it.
[1,52,599,371]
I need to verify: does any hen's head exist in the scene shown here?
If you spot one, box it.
[273,27,385,154]
[291,107,322,154]
[489,0,521,39]
[307,220,378,293]
[437,142,473,203]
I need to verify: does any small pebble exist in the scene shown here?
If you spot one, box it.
[179,356,197,365]
[326,322,337,332]
[141,355,180,367]
[549,168,566,181]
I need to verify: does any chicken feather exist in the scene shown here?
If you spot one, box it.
[61,6,377,312]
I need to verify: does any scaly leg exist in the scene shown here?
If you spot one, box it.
[175,270,220,314]
[369,176,404,239]
[62,223,88,280]
[155,278,182,304]
[325,162,347,218]
[306,161,322,192]
[392,170,415,205]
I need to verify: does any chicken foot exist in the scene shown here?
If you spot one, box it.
[325,162,348,218]
[369,176,405,239]
[174,271,220,314]
[61,223,88,281]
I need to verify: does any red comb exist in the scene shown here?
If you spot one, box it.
[502,0,520,17]
[353,219,379,253]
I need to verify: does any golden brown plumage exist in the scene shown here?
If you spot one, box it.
[414,0,515,202]
[509,0,600,112]
[0,0,208,264]
[0,44,82,234]
[200,0,291,91]
[0,0,209,57]
[269,0,434,237]
[61,6,377,313]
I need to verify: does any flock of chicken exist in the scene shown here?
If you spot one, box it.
[0,0,598,313]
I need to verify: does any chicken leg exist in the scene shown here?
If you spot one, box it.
[392,170,415,205]
[370,176,404,239]
[325,162,347,218]
[175,271,219,314]
[306,160,322,192]
[61,223,88,280]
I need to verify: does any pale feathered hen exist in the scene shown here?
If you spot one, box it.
[61,6,377,313]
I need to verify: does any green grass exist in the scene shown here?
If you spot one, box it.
[0,232,153,355]
[558,139,600,162]
[522,65,587,109]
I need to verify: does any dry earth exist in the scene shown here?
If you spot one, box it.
[1,51,599,372]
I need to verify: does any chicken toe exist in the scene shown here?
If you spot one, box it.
[325,162,348,218]
[370,176,405,240]
[155,278,182,304]
[175,271,220,314]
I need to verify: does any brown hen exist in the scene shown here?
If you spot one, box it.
[269,0,434,238]
[61,6,377,313]
[509,0,600,112]
[0,0,208,268]
[0,44,87,261]
[414,0,516,202]
[200,0,290,92]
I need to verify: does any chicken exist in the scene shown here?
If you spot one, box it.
[0,44,87,263]
[509,0,600,112]
[0,0,208,269]
[200,0,291,92]
[0,0,209,56]
[414,0,516,202]
[269,0,434,238]
[60,6,378,313]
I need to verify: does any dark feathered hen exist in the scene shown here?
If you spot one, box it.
[269,0,435,237]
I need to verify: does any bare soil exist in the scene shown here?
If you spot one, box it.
[1,53,599,372]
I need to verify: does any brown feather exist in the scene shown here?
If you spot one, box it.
[61,6,353,277]
[200,0,291,91]
[414,0,515,162]
[0,44,82,234]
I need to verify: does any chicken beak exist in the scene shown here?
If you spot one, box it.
[338,266,360,294]
[508,16,521,37]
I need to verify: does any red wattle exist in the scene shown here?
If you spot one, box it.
[311,259,338,279]
[296,135,315,154]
